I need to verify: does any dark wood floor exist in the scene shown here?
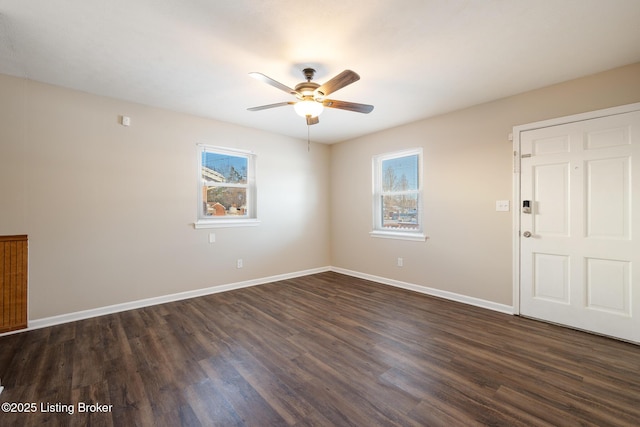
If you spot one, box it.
[1,272,639,426]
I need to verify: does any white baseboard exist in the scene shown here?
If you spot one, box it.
[330,267,514,315]
[3,266,331,336]
[1,265,513,337]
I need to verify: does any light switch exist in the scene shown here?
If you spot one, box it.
[496,200,510,212]
[208,233,216,243]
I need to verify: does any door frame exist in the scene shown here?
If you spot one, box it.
[511,102,640,315]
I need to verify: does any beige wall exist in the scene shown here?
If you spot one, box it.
[2,63,640,322]
[330,63,640,306]
[0,74,331,320]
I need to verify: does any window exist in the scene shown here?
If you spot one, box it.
[195,145,258,228]
[371,148,426,241]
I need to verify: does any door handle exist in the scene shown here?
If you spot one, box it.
[523,231,532,238]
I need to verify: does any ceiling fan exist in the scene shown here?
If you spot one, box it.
[247,68,374,125]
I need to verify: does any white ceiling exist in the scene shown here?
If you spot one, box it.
[1,0,640,144]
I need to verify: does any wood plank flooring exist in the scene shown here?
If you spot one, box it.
[1,271,639,426]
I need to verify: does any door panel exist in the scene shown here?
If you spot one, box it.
[585,257,630,315]
[585,126,629,150]
[586,157,630,239]
[532,135,570,155]
[533,253,569,303]
[533,163,570,236]
[520,110,640,343]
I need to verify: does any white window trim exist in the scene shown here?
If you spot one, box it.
[369,229,427,241]
[194,144,259,229]
[370,148,427,241]
[194,218,260,229]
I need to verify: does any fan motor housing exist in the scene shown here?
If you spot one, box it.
[295,81,320,97]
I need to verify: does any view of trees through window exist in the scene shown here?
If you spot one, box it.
[201,151,249,217]
[381,154,419,229]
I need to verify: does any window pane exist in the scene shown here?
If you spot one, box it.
[381,194,419,229]
[381,154,418,192]
[202,152,248,184]
[202,187,248,217]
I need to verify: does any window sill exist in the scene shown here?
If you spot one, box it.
[370,230,428,242]
[194,218,261,229]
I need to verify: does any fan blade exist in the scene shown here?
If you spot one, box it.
[316,70,360,97]
[249,72,298,96]
[322,99,374,114]
[306,116,319,126]
[247,101,294,111]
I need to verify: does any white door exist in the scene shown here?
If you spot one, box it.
[519,110,640,343]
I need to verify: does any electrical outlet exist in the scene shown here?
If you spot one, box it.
[397,257,403,267]
[237,259,243,269]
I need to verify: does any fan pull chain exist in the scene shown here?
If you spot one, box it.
[307,124,310,152]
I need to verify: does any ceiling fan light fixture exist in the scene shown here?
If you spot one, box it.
[294,100,324,118]
[248,68,372,124]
